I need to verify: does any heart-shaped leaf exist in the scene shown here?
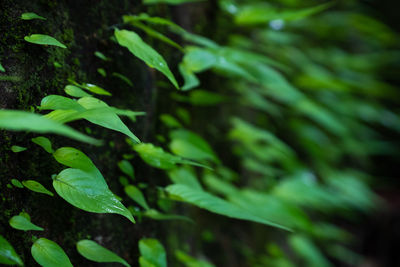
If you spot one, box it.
[53,147,135,223]
[76,239,130,266]
[31,238,73,267]
[9,213,44,231]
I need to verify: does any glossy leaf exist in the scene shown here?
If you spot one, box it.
[31,136,53,153]
[115,29,179,89]
[125,185,149,210]
[139,238,167,267]
[22,180,54,196]
[11,145,26,153]
[24,34,66,48]
[76,239,130,267]
[53,147,135,223]
[133,143,210,170]
[0,110,101,145]
[21,12,46,20]
[9,213,44,231]
[31,238,73,267]
[166,184,290,230]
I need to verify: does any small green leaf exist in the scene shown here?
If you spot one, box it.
[31,136,53,153]
[0,235,23,266]
[159,114,182,128]
[31,238,73,267]
[24,34,66,48]
[79,83,112,96]
[0,62,5,72]
[133,143,210,170]
[166,184,290,230]
[40,95,85,111]
[0,110,101,145]
[125,185,149,210]
[178,63,199,91]
[169,129,220,163]
[94,51,110,61]
[115,29,179,89]
[112,72,134,86]
[175,250,215,267]
[21,12,46,20]
[11,179,24,188]
[118,160,135,179]
[97,68,107,77]
[139,238,167,267]
[168,166,202,190]
[64,85,91,98]
[11,145,27,153]
[9,213,44,231]
[53,147,135,223]
[77,240,130,267]
[22,180,54,196]
[143,209,193,222]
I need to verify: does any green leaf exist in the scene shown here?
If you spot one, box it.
[31,136,53,153]
[76,239,130,267]
[289,235,332,267]
[21,12,46,20]
[0,62,5,72]
[143,0,204,5]
[0,235,23,266]
[175,250,215,267]
[31,238,73,267]
[139,238,167,267]
[133,143,210,170]
[42,96,141,143]
[94,51,110,61]
[53,147,135,223]
[11,145,27,153]
[22,180,54,196]
[178,63,200,91]
[125,185,149,210]
[11,179,24,188]
[24,34,66,48]
[0,110,101,145]
[118,160,135,179]
[159,114,182,128]
[143,209,193,222]
[166,184,290,230]
[169,129,219,163]
[115,29,179,89]
[168,166,202,190]
[112,72,134,86]
[64,85,91,98]
[79,83,112,96]
[9,213,44,231]
[234,2,332,25]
